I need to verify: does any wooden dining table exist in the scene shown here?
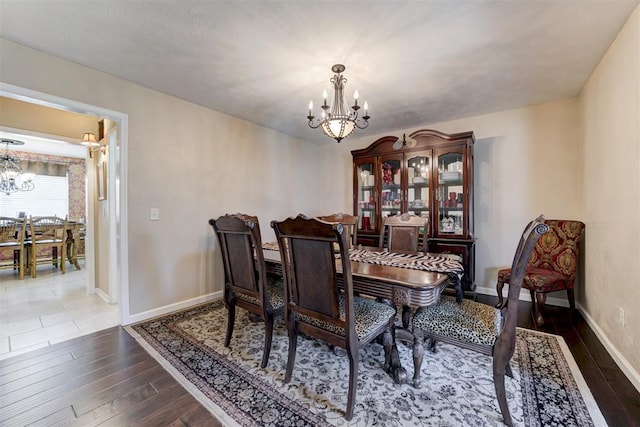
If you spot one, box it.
[262,244,457,384]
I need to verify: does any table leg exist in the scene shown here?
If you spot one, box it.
[384,321,407,384]
[66,229,81,270]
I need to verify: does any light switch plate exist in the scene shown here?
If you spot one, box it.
[150,208,160,221]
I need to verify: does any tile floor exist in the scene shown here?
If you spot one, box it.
[0,261,120,360]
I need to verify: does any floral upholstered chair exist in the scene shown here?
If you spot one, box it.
[495,219,585,325]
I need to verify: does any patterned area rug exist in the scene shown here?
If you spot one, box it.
[127,300,607,427]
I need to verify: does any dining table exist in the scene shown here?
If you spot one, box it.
[261,243,464,384]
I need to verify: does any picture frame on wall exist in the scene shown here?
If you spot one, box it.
[97,162,107,201]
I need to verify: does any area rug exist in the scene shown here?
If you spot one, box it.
[126,300,607,426]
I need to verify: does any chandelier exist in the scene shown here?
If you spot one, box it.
[307,64,370,143]
[1,138,36,196]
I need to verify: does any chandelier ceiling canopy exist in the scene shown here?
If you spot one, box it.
[1,138,36,196]
[307,64,370,143]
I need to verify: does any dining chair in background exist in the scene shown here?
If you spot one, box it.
[379,213,428,252]
[318,212,359,248]
[411,215,548,427]
[271,214,396,420]
[0,216,27,279]
[379,213,429,327]
[209,213,284,369]
[495,219,585,325]
[26,215,67,278]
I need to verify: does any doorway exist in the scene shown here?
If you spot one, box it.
[0,82,130,356]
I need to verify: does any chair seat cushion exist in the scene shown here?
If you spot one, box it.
[234,276,285,312]
[298,295,395,342]
[497,267,571,292]
[413,296,501,347]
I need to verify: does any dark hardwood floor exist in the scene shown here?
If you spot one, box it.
[1,297,638,426]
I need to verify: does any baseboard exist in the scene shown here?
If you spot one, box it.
[476,285,640,393]
[577,303,640,393]
[95,288,111,303]
[475,285,570,307]
[124,291,223,325]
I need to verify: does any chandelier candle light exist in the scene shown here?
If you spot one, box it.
[0,138,35,196]
[307,64,370,143]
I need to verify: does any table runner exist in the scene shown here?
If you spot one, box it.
[263,243,464,301]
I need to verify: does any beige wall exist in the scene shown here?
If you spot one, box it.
[0,38,338,316]
[580,5,640,376]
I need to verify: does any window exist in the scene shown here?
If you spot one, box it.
[0,175,69,218]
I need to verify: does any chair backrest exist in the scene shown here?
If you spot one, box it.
[499,215,549,334]
[528,219,585,280]
[379,213,428,252]
[29,216,67,244]
[318,212,359,248]
[0,216,26,247]
[209,213,270,307]
[271,214,355,343]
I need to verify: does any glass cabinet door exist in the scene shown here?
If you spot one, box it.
[436,150,465,236]
[406,152,431,223]
[355,159,376,233]
[379,155,403,221]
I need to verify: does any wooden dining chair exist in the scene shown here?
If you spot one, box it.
[209,213,284,368]
[26,216,68,278]
[379,213,428,252]
[0,216,27,279]
[318,212,359,248]
[271,214,396,420]
[379,213,429,327]
[411,215,548,426]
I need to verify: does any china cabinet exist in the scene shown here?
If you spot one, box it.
[352,129,476,296]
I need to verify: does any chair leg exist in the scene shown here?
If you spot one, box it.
[345,346,359,421]
[224,303,236,347]
[534,292,547,325]
[261,312,274,369]
[61,245,66,274]
[31,246,37,278]
[493,360,513,427]
[566,288,576,320]
[412,328,424,388]
[284,320,297,383]
[495,279,505,308]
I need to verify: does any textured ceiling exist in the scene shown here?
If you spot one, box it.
[1,0,638,144]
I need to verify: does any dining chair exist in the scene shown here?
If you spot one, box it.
[318,212,359,248]
[411,215,548,427]
[271,214,396,420]
[379,213,428,252]
[26,216,68,278]
[379,213,429,327]
[209,213,284,369]
[0,216,27,279]
[495,219,585,325]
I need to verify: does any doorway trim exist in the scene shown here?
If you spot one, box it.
[0,81,130,324]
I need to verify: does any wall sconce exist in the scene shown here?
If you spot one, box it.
[80,132,105,158]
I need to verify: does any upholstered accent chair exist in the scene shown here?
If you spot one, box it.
[26,216,67,278]
[209,213,284,369]
[318,212,359,248]
[412,215,548,427]
[0,216,27,279]
[379,213,428,252]
[271,214,396,421]
[495,219,585,325]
